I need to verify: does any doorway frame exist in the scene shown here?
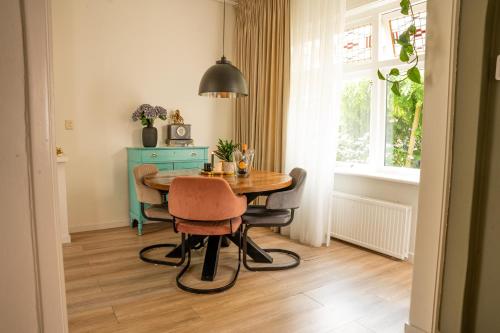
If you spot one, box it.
[22,0,68,331]
[26,0,460,332]
[405,0,461,332]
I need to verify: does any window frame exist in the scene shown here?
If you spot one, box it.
[336,0,426,182]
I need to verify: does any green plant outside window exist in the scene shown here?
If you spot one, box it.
[385,78,424,168]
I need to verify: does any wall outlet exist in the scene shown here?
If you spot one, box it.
[65,120,74,130]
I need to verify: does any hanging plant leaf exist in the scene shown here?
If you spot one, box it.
[407,67,422,84]
[377,0,421,87]
[389,68,401,77]
[399,47,410,62]
[391,81,401,96]
[408,24,417,35]
[407,46,415,57]
[398,31,411,45]
[400,0,410,15]
[377,69,386,80]
[405,44,415,56]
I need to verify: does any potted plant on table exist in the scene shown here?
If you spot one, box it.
[132,104,168,147]
[214,139,239,174]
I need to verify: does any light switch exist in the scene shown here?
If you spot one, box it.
[65,120,74,130]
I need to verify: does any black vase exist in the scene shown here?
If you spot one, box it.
[142,124,157,147]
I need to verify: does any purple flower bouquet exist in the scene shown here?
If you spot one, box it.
[132,104,168,127]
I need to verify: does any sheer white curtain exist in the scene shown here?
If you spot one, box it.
[283,0,345,247]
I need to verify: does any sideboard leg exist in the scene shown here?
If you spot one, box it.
[138,222,143,236]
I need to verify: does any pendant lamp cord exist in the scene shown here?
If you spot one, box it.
[222,0,226,58]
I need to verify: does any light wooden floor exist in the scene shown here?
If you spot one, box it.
[63,224,412,333]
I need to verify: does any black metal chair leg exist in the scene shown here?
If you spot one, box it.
[139,234,186,266]
[176,230,242,294]
[242,225,301,271]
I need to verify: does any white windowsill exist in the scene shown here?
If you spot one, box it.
[335,166,420,185]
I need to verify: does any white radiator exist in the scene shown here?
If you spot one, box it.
[331,192,412,260]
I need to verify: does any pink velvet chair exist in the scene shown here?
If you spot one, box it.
[168,176,247,294]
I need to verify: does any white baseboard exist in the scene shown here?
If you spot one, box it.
[69,219,130,233]
[69,219,163,233]
[61,234,71,243]
[405,323,428,333]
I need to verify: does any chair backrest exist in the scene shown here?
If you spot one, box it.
[133,164,162,205]
[168,176,247,221]
[266,167,307,210]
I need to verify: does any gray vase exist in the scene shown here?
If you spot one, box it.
[142,124,157,147]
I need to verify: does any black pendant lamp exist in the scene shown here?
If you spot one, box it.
[198,0,248,98]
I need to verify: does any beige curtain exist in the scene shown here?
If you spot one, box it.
[234,0,290,172]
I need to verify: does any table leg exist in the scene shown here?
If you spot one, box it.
[245,191,276,204]
[245,193,260,204]
[227,234,273,263]
[201,236,222,281]
[221,236,230,247]
[164,229,272,281]
[165,235,205,258]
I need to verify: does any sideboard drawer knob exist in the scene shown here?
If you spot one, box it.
[191,152,197,157]
[151,153,158,158]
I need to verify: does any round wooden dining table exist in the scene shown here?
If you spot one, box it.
[143,169,292,282]
[143,169,292,194]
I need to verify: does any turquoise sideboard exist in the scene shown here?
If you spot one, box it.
[127,146,208,235]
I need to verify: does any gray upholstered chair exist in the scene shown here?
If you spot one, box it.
[134,164,184,267]
[242,167,307,271]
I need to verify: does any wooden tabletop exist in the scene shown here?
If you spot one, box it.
[143,169,292,194]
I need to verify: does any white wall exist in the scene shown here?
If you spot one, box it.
[334,174,419,259]
[52,0,235,231]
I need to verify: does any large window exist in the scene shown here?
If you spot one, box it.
[337,1,426,175]
[343,24,373,63]
[337,79,372,163]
